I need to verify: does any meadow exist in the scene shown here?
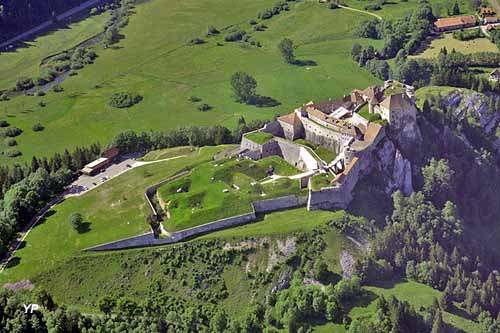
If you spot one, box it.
[0,145,231,284]
[413,33,498,59]
[158,155,304,231]
[0,0,382,166]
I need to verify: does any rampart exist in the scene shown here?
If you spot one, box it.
[84,194,308,251]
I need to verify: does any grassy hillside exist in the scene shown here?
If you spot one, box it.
[0,0,381,166]
[15,207,352,314]
[0,13,110,90]
[0,145,231,284]
[413,33,498,59]
[313,280,481,333]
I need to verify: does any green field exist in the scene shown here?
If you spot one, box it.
[0,145,231,284]
[342,0,474,20]
[0,0,382,166]
[158,156,303,231]
[413,33,498,59]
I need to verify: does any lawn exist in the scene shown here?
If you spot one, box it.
[0,0,382,166]
[158,156,304,231]
[245,131,274,145]
[412,33,498,59]
[0,145,231,284]
[294,138,337,163]
[358,103,385,124]
[311,172,334,190]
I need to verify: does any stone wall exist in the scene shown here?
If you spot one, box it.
[301,116,341,153]
[307,186,352,210]
[84,195,307,251]
[253,195,307,213]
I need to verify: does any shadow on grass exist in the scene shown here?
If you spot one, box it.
[250,95,281,108]
[293,59,318,67]
[365,279,402,289]
[77,222,92,234]
[36,209,56,227]
[6,257,21,268]
[17,241,26,250]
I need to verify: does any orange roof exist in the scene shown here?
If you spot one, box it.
[278,112,302,126]
[102,147,119,159]
[434,15,476,29]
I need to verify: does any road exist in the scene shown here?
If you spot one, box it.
[0,0,105,50]
[0,154,186,274]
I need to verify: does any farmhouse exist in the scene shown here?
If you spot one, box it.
[434,15,477,32]
[484,16,500,24]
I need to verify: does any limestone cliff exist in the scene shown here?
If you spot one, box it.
[374,139,414,196]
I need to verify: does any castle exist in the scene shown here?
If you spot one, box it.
[239,80,417,210]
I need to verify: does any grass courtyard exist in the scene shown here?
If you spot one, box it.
[158,156,304,231]
[0,0,382,166]
[0,145,232,284]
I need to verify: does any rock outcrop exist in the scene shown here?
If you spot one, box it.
[375,139,414,195]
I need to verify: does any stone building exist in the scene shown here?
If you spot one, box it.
[374,93,417,128]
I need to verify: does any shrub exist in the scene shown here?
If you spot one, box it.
[69,71,78,76]
[34,77,48,86]
[35,91,46,97]
[69,212,83,231]
[6,149,21,158]
[329,3,339,9]
[253,24,267,31]
[15,77,34,91]
[32,123,44,132]
[190,96,202,102]
[249,19,257,25]
[188,38,205,45]
[4,127,22,137]
[6,138,17,146]
[198,103,211,111]
[52,85,63,92]
[38,101,46,107]
[109,92,143,108]
[0,120,9,127]
[207,26,219,35]
[225,30,246,42]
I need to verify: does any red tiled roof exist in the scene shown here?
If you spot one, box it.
[434,15,476,29]
[102,147,120,159]
[278,112,302,126]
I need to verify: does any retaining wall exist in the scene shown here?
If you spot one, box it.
[84,195,307,251]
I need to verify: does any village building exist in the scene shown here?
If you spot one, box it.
[81,147,120,175]
[373,93,417,127]
[484,16,500,24]
[433,15,477,32]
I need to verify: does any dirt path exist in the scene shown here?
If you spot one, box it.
[338,5,383,20]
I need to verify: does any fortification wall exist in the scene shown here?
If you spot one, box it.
[262,121,284,137]
[307,186,352,210]
[301,117,342,153]
[240,136,263,153]
[253,195,307,213]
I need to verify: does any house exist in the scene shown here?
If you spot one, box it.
[490,69,500,81]
[480,7,495,17]
[277,112,304,140]
[484,16,500,24]
[434,15,477,32]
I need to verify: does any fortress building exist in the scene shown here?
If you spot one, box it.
[239,81,418,210]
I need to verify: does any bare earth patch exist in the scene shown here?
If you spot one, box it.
[3,279,34,291]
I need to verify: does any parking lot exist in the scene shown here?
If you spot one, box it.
[67,157,138,196]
